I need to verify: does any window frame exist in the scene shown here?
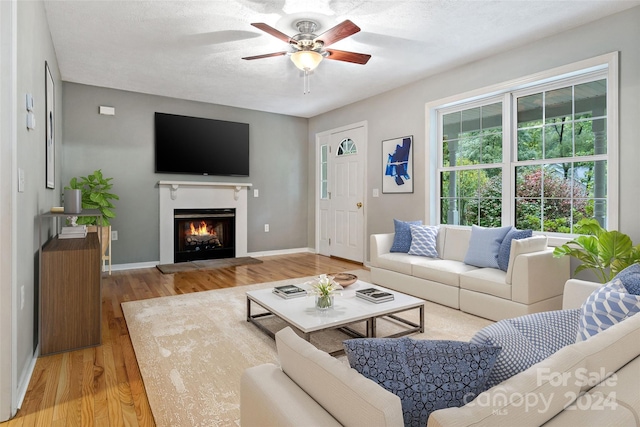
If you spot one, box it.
[426,52,619,234]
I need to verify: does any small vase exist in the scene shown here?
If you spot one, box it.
[315,294,334,311]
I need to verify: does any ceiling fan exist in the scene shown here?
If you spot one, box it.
[242,19,372,93]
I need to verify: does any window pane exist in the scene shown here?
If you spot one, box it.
[544,122,573,159]
[443,112,461,141]
[575,118,607,156]
[545,87,572,123]
[517,128,542,161]
[517,93,543,128]
[461,108,481,137]
[575,79,606,119]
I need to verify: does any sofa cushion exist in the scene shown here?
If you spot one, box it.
[460,268,511,300]
[412,259,476,287]
[390,219,423,253]
[376,252,423,275]
[440,226,471,262]
[576,279,640,342]
[464,225,512,269]
[497,228,533,272]
[343,337,500,427]
[612,263,640,295]
[471,309,581,388]
[408,224,439,258]
[276,327,404,426]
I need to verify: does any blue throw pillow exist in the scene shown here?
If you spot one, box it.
[463,225,512,269]
[343,338,500,426]
[390,219,423,253]
[576,279,640,342]
[471,309,580,387]
[611,263,640,295]
[407,225,439,258]
[497,228,533,271]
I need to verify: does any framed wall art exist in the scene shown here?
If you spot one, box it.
[45,61,55,189]
[382,135,413,193]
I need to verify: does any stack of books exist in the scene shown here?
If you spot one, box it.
[59,225,88,239]
[356,288,394,303]
[273,284,307,299]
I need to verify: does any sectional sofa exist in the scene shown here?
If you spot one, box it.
[370,225,570,321]
[240,279,640,426]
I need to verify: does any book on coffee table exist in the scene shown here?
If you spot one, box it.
[273,284,307,299]
[356,288,394,303]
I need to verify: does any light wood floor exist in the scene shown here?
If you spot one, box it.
[3,253,363,427]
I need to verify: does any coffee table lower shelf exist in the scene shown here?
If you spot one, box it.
[246,295,424,355]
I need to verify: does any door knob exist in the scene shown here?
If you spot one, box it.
[357,202,363,208]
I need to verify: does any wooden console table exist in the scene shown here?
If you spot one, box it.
[40,231,101,355]
[38,210,103,355]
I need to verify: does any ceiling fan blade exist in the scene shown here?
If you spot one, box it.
[325,49,371,65]
[315,20,360,47]
[251,23,292,44]
[242,51,288,60]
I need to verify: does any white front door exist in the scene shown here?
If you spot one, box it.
[317,123,366,263]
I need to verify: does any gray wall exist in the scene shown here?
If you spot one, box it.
[15,0,63,396]
[309,6,640,259]
[62,84,309,264]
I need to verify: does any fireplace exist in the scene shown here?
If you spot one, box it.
[158,181,250,265]
[174,208,236,262]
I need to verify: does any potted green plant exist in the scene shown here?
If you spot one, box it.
[553,218,640,283]
[65,169,119,226]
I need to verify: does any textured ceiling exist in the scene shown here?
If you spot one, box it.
[43,0,639,118]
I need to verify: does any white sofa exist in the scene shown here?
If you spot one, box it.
[370,226,570,321]
[240,279,640,426]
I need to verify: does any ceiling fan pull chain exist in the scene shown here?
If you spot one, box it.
[303,69,311,94]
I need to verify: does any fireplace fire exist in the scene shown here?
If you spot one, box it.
[174,208,235,262]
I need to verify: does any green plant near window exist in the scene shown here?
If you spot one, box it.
[553,218,640,283]
[65,169,119,226]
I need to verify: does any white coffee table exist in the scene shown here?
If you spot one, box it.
[246,280,424,346]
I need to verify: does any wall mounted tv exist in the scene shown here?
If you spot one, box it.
[155,112,249,177]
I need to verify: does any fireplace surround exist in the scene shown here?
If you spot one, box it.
[158,181,251,264]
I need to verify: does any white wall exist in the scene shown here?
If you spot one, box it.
[0,0,17,420]
[309,6,640,258]
[13,0,62,408]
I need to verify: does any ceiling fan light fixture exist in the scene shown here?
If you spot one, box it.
[290,50,323,71]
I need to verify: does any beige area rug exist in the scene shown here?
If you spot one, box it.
[122,270,493,426]
[156,256,263,274]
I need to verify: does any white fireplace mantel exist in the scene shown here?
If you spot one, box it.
[158,181,252,264]
[158,181,252,201]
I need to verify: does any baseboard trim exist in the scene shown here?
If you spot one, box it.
[110,261,159,271]
[247,247,314,258]
[16,345,38,409]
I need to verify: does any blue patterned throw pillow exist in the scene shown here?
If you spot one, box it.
[343,338,500,427]
[497,228,533,271]
[576,279,640,342]
[463,225,512,269]
[471,309,580,387]
[611,263,640,295]
[407,225,439,258]
[390,219,423,253]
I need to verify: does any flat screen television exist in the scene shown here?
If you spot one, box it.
[155,112,249,176]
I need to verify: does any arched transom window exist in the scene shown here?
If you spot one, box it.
[337,138,357,156]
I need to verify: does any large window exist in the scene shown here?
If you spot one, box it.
[436,59,615,234]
